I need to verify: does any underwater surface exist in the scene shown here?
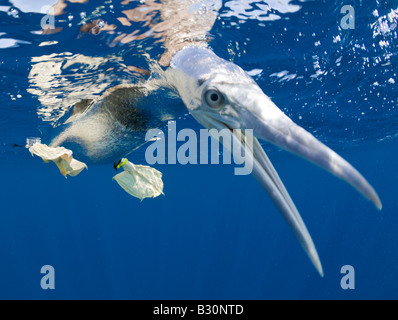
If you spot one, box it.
[0,0,397,299]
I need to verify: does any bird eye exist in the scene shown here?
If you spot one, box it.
[204,89,223,108]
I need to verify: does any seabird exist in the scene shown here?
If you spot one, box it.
[42,0,381,275]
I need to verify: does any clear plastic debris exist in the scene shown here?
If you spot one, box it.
[29,143,87,178]
[26,137,42,148]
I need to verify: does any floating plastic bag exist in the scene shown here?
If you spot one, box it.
[29,143,88,178]
[113,158,164,200]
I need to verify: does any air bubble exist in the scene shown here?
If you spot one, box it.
[68,14,74,21]
[80,12,87,19]
[98,20,105,28]
[8,8,19,18]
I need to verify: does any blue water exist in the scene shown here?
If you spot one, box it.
[0,0,397,299]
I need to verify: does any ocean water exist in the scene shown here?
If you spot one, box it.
[0,0,397,300]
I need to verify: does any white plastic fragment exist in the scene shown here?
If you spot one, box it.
[29,143,87,178]
[113,158,164,200]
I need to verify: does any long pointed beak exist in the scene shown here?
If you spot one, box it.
[196,114,324,275]
[242,90,382,210]
[237,131,325,276]
[192,85,381,276]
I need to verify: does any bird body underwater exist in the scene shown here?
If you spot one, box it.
[35,0,381,276]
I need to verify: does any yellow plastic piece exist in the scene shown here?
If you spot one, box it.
[113,158,164,200]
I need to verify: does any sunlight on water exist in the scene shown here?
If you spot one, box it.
[27,53,136,125]
[221,0,303,22]
[0,0,394,153]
